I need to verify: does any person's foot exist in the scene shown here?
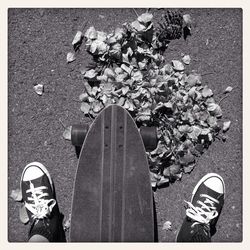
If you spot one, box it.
[21,162,65,242]
[176,173,225,242]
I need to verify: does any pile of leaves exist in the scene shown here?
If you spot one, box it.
[67,11,231,188]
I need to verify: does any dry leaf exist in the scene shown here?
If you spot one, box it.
[104,68,115,78]
[183,163,196,173]
[157,176,169,187]
[172,60,185,71]
[63,126,72,141]
[80,102,91,114]
[67,52,76,63]
[10,188,22,202]
[92,101,104,113]
[79,92,89,102]
[97,31,107,42]
[84,26,97,40]
[202,86,213,98]
[182,55,191,65]
[132,71,143,82]
[223,121,231,132]
[162,220,172,231]
[63,215,71,231]
[84,69,97,79]
[72,31,83,47]
[131,20,146,32]
[183,14,192,29]
[224,86,233,94]
[138,13,153,24]
[207,103,222,118]
[33,84,44,96]
[19,204,29,224]
[186,74,202,86]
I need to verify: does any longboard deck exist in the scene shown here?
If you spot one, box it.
[70,105,154,242]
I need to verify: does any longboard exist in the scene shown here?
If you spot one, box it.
[69,104,154,242]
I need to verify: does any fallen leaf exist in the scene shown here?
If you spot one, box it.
[84,26,97,40]
[10,188,22,202]
[207,103,222,118]
[137,12,153,24]
[186,74,202,86]
[188,126,201,140]
[97,31,107,42]
[172,60,185,71]
[157,176,169,187]
[163,168,170,177]
[84,69,97,79]
[121,86,130,95]
[97,74,108,82]
[63,126,72,141]
[223,121,231,132]
[80,102,91,114]
[89,40,108,55]
[116,73,128,82]
[33,84,44,96]
[63,215,71,231]
[72,31,83,48]
[224,86,233,94]
[114,27,126,41]
[92,101,104,113]
[178,125,193,134]
[19,204,29,224]
[79,92,89,102]
[183,163,196,173]
[169,164,181,175]
[131,20,146,32]
[179,152,195,166]
[121,64,133,75]
[104,68,115,78]
[183,14,192,29]
[162,221,172,231]
[202,86,213,98]
[132,70,143,82]
[182,55,191,65]
[66,52,76,63]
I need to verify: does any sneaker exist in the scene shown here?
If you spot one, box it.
[176,173,225,242]
[21,162,65,242]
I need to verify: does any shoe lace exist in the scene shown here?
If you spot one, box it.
[185,194,219,226]
[25,181,56,220]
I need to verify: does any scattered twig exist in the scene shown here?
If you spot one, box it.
[59,118,67,129]
[80,21,88,32]
[201,72,215,76]
[72,98,81,103]
[133,8,139,17]
[218,95,229,105]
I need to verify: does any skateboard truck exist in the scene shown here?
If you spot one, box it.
[71,124,158,151]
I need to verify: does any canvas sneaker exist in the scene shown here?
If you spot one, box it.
[176,173,225,242]
[21,162,65,242]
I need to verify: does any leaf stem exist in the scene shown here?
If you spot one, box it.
[133,8,139,17]
[201,72,214,76]
[218,94,229,105]
[59,118,67,129]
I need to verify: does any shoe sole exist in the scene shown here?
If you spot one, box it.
[191,173,226,202]
[20,162,54,193]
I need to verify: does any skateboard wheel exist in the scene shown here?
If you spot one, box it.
[71,124,89,147]
[140,126,158,151]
